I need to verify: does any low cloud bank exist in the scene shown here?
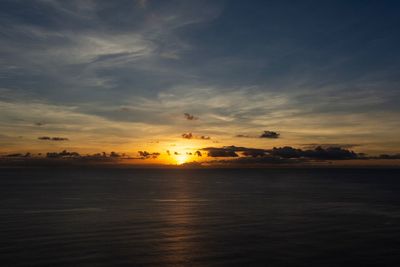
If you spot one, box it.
[271,146,358,160]
[3,150,135,160]
[1,146,399,167]
[301,143,360,149]
[202,145,362,160]
[138,151,160,159]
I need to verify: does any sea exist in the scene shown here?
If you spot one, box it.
[1,167,400,266]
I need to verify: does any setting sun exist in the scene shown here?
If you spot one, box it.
[175,154,189,165]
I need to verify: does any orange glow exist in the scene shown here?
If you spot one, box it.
[174,154,189,165]
[153,141,202,165]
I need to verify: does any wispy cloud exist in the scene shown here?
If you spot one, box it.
[38,136,69,141]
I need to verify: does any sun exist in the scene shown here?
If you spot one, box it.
[175,154,188,165]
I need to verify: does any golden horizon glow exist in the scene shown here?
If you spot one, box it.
[159,141,201,165]
[174,154,189,165]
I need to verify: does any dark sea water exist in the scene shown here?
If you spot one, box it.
[1,168,400,266]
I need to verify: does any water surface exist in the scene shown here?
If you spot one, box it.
[1,168,400,266]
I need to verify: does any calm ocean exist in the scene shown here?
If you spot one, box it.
[1,168,400,266]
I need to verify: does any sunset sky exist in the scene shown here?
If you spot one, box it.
[1,0,400,166]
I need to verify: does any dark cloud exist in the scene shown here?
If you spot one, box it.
[203,145,363,166]
[377,154,400,159]
[0,150,154,166]
[182,133,211,140]
[46,150,80,158]
[202,146,240,157]
[84,152,133,161]
[271,146,358,160]
[5,153,31,158]
[207,149,238,157]
[182,133,193,139]
[236,131,280,139]
[269,146,302,158]
[5,153,23,157]
[138,151,160,159]
[110,151,121,158]
[44,150,133,160]
[303,146,360,160]
[260,131,280,139]
[184,113,198,120]
[51,137,69,141]
[38,136,69,141]
[242,149,268,157]
[202,145,359,160]
[302,143,361,149]
[203,146,267,157]
[211,156,303,166]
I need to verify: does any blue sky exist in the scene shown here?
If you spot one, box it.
[1,0,400,159]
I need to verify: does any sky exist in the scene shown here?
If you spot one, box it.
[1,0,400,166]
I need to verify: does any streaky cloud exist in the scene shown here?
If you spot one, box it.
[38,136,69,141]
